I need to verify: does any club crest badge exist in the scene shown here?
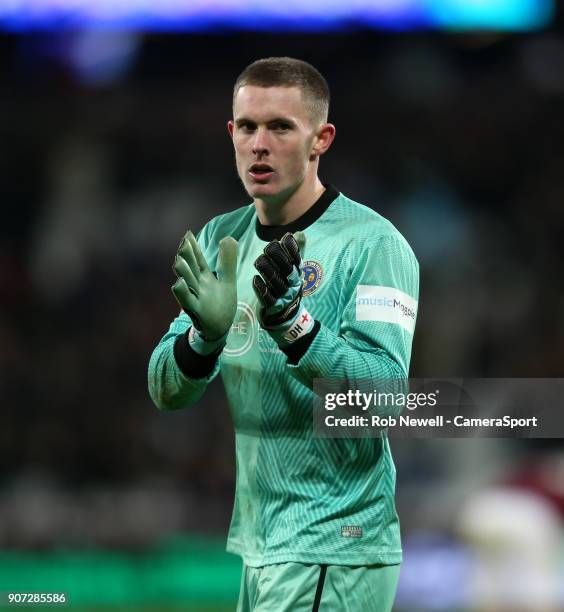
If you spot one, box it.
[302,260,323,296]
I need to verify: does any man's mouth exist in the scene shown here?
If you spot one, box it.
[249,164,275,181]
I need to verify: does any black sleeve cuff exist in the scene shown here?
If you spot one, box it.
[173,332,221,379]
[281,320,321,365]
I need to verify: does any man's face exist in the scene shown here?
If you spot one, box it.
[228,85,319,202]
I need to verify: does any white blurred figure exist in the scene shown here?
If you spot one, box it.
[457,487,562,612]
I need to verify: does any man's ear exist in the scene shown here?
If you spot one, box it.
[227,120,234,139]
[311,123,336,158]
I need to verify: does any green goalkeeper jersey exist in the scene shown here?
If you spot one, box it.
[149,185,419,567]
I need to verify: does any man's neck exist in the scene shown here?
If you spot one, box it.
[254,177,326,226]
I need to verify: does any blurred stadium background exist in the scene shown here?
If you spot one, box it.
[1,0,564,610]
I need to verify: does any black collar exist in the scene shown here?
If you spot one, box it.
[255,184,339,241]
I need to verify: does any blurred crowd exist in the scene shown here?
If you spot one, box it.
[1,32,563,594]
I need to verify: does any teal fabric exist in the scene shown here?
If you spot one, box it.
[236,562,401,612]
[148,190,419,567]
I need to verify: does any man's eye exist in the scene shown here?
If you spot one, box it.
[240,123,255,132]
[273,124,290,131]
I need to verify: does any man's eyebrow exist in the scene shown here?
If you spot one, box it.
[267,117,296,126]
[234,117,296,126]
[234,117,255,126]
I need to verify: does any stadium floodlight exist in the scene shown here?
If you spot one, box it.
[0,0,554,32]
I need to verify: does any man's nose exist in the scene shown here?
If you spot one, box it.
[252,127,269,156]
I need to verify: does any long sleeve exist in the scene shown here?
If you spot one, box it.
[287,234,419,392]
[148,221,226,411]
[148,311,221,411]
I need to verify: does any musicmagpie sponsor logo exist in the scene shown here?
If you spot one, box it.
[356,285,417,333]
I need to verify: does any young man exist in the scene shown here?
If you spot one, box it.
[148,57,419,611]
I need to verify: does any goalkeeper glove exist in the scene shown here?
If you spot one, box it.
[252,231,315,348]
[172,230,238,355]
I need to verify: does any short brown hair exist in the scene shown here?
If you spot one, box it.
[233,57,330,126]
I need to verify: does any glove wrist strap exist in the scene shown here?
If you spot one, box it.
[188,325,228,356]
[279,306,315,345]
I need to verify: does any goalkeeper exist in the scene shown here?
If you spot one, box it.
[149,57,419,612]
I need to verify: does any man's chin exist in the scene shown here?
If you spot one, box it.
[245,181,279,200]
